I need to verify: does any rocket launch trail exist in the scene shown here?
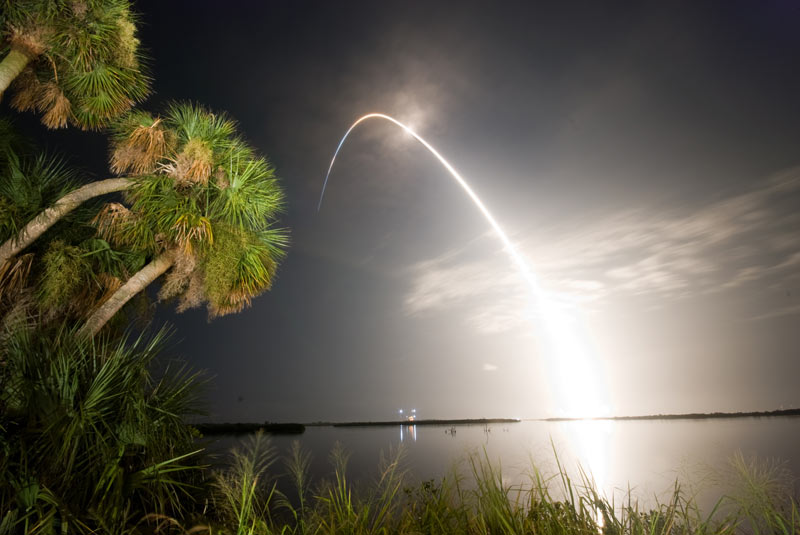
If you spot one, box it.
[318,113,607,419]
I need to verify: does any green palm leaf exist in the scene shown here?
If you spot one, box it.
[2,0,151,129]
[0,323,206,531]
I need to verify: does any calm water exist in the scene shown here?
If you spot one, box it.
[209,418,800,510]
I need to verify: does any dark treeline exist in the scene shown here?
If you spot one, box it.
[196,422,306,435]
[544,408,800,422]
[332,418,521,427]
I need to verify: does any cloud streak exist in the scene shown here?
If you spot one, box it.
[403,168,800,332]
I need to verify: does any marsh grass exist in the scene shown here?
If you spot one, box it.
[717,452,799,535]
[210,432,279,535]
[197,436,800,535]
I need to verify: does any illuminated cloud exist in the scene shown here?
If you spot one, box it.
[404,247,530,334]
[403,167,800,331]
[747,304,800,322]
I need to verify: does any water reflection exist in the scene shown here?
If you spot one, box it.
[213,419,800,513]
[399,424,417,442]
[558,420,614,493]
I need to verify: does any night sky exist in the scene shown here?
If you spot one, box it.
[22,2,800,422]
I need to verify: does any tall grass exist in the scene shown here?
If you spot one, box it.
[201,438,800,535]
[211,431,279,535]
[719,451,799,535]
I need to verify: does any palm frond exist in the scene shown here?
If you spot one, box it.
[65,62,145,129]
[209,156,285,231]
[164,101,238,150]
[202,224,287,318]
[91,202,133,243]
[36,239,91,310]
[9,66,43,112]
[4,0,152,129]
[169,138,214,185]
[158,249,196,302]
[175,269,205,313]
[0,252,33,301]
[109,113,171,175]
[125,175,213,255]
[0,151,81,242]
[0,323,206,531]
[36,81,71,129]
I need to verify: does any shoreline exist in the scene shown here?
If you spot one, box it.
[330,418,520,427]
[195,408,800,434]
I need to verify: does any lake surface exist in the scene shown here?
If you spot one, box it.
[208,418,800,511]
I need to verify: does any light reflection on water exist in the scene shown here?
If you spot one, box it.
[399,423,416,442]
[209,418,800,511]
[558,420,614,492]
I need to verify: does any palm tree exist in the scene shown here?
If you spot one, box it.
[0,0,150,129]
[80,102,288,335]
[0,117,111,332]
[0,172,140,341]
[1,103,288,336]
[0,174,131,267]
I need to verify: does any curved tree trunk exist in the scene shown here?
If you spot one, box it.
[0,177,132,268]
[0,49,32,99]
[79,249,176,338]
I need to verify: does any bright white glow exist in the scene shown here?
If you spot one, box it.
[537,294,607,417]
[558,419,614,514]
[319,113,609,418]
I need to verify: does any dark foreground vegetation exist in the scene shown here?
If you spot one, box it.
[2,326,799,534]
[5,332,800,535]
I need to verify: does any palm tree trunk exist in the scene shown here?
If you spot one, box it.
[0,49,32,99]
[0,177,132,268]
[79,249,176,338]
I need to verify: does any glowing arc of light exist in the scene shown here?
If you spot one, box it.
[318,113,541,295]
[317,113,607,421]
